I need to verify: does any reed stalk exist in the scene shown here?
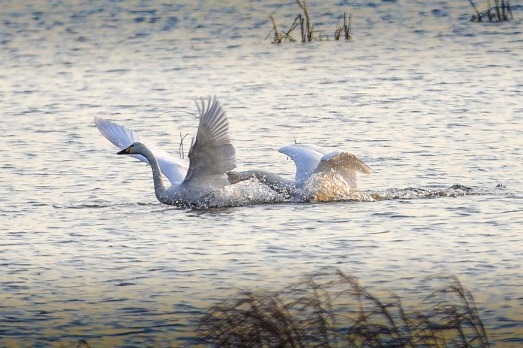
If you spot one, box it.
[468,0,482,21]
[267,14,282,43]
[335,13,352,41]
[295,0,312,42]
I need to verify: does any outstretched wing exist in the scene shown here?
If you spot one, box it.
[278,143,330,184]
[94,116,188,185]
[184,97,236,184]
[314,151,373,188]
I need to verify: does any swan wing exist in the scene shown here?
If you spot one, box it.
[184,97,236,184]
[313,151,373,187]
[278,143,330,184]
[94,117,188,185]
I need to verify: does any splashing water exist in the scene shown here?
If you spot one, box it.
[193,176,483,209]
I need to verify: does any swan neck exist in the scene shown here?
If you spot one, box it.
[141,147,167,201]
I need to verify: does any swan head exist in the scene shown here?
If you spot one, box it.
[117,142,146,155]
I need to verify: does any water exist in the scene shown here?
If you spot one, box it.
[1,0,522,346]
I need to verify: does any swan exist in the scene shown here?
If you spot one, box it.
[227,143,372,202]
[95,96,236,206]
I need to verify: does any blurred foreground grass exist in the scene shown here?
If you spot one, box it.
[197,270,489,347]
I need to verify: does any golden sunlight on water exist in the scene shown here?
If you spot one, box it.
[0,0,521,346]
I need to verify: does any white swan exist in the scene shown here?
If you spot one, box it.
[95,97,236,206]
[280,143,373,188]
[228,143,372,202]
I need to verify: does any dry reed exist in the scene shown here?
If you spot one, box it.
[335,13,352,41]
[469,0,513,22]
[266,1,352,43]
[197,270,490,347]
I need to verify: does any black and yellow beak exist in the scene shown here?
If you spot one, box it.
[117,146,131,155]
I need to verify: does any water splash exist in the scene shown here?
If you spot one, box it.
[293,171,375,203]
[198,179,287,208]
[369,184,478,201]
[195,179,484,208]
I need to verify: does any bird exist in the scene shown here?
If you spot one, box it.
[94,96,236,206]
[227,143,372,202]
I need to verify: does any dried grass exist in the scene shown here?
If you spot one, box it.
[197,270,490,347]
[469,0,513,22]
[266,1,352,43]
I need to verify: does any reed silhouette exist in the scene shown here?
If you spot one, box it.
[197,270,489,347]
[468,0,513,22]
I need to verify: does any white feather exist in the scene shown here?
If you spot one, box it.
[94,116,188,185]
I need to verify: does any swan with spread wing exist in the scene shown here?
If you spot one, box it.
[95,97,236,206]
[228,143,372,202]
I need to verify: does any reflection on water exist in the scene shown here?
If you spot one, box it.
[1,0,522,347]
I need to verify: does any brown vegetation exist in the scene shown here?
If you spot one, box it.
[267,0,352,44]
[197,270,490,347]
[468,0,513,22]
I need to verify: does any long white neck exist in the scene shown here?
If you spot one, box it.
[138,145,167,202]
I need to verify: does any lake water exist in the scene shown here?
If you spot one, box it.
[1,0,522,346]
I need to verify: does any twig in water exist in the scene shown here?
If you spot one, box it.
[468,0,482,21]
[296,0,313,42]
[335,13,352,41]
[267,13,283,44]
[179,132,190,159]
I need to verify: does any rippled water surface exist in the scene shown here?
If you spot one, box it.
[1,0,522,346]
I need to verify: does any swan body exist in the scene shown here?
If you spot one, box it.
[227,170,295,198]
[96,97,236,206]
[228,143,372,202]
[279,143,373,189]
